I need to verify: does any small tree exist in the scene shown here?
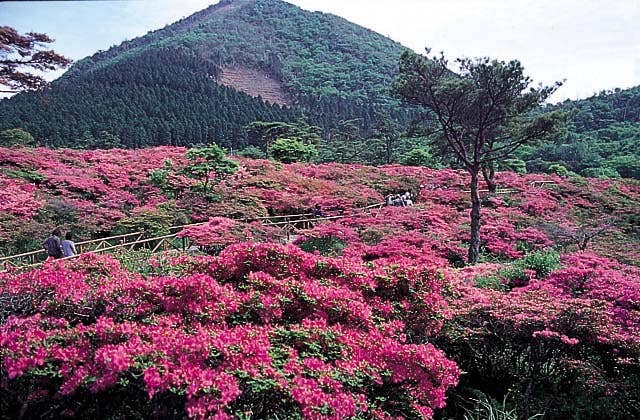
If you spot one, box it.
[373,112,401,164]
[245,120,321,158]
[0,26,71,93]
[393,49,564,263]
[401,146,437,167]
[270,137,317,163]
[184,144,238,193]
[321,119,365,163]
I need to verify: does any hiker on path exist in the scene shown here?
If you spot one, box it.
[62,232,77,258]
[404,191,414,207]
[43,228,63,259]
[312,204,325,218]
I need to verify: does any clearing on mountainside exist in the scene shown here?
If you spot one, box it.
[220,67,291,106]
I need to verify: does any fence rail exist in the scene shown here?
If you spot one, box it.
[462,180,556,195]
[1,203,384,271]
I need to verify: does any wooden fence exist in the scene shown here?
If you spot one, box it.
[0,203,384,271]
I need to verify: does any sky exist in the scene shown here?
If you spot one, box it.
[2,0,639,103]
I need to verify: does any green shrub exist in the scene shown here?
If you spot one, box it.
[604,155,640,179]
[474,275,508,291]
[400,147,437,167]
[0,128,34,146]
[547,163,571,177]
[237,146,265,159]
[2,168,45,184]
[270,138,317,163]
[500,158,527,174]
[498,264,528,286]
[497,249,560,288]
[461,391,543,420]
[520,249,560,278]
[112,202,188,237]
[581,166,621,179]
[298,236,346,256]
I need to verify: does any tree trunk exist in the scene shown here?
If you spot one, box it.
[468,169,482,264]
[482,163,496,193]
[385,138,392,164]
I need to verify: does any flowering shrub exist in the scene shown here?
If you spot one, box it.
[0,245,460,419]
[438,252,640,419]
[1,146,639,418]
[0,174,43,219]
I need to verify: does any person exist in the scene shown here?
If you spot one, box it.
[61,232,77,258]
[404,191,413,207]
[312,204,325,218]
[386,194,393,206]
[43,228,63,259]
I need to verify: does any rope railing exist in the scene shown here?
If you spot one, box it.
[1,202,385,271]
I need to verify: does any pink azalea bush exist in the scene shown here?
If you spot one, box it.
[1,146,640,418]
[438,252,640,418]
[0,245,460,419]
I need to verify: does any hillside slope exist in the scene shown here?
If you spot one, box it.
[0,0,412,148]
[1,146,638,265]
[518,87,640,178]
[1,146,639,419]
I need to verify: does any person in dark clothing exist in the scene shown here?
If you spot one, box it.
[312,204,325,218]
[43,228,63,259]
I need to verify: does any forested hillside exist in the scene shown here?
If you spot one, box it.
[1,0,639,180]
[518,87,640,179]
[0,0,413,148]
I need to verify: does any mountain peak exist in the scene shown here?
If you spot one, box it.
[0,0,409,148]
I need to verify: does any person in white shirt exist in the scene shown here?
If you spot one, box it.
[62,232,77,257]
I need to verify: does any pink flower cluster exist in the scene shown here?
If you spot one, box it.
[0,244,460,419]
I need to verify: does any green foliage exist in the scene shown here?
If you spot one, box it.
[0,128,34,146]
[246,120,321,158]
[547,163,572,177]
[236,146,264,159]
[148,159,174,194]
[461,391,543,420]
[392,50,564,171]
[520,249,560,277]
[0,48,301,149]
[604,155,640,179]
[474,275,508,291]
[498,249,561,287]
[1,168,45,184]
[0,0,414,149]
[581,166,620,179]
[184,144,238,193]
[270,138,317,163]
[37,199,78,226]
[298,236,346,256]
[75,131,123,149]
[522,91,640,179]
[400,146,437,167]
[499,158,527,174]
[497,264,528,285]
[113,202,188,237]
[112,248,156,275]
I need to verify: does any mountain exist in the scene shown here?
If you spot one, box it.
[0,0,413,149]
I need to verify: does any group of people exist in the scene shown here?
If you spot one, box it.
[43,228,77,259]
[386,191,414,207]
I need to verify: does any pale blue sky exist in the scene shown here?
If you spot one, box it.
[2,0,639,103]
